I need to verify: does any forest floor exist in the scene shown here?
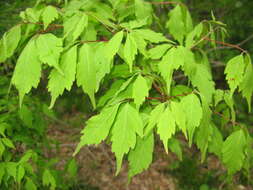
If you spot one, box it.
[46,112,252,190]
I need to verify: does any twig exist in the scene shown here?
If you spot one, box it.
[22,21,63,28]
[167,91,195,100]
[146,1,185,7]
[146,97,164,101]
[191,27,220,49]
[237,33,253,46]
[152,82,164,96]
[203,37,247,53]
[145,91,195,102]
[86,12,115,34]
[207,33,253,53]
[79,39,109,43]
[213,111,240,127]
[38,25,63,34]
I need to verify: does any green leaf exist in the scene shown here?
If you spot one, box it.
[120,18,147,30]
[2,138,15,149]
[94,43,112,91]
[181,94,203,145]
[0,25,21,62]
[134,0,152,20]
[25,177,37,190]
[19,150,34,164]
[214,89,224,106]
[74,103,120,155]
[87,11,117,30]
[0,141,5,157]
[168,138,182,161]
[222,129,247,175]
[112,75,136,99]
[158,47,184,93]
[124,33,138,72]
[48,45,77,108]
[157,106,176,153]
[166,5,185,44]
[64,12,88,41]
[171,101,187,138]
[239,55,253,111]
[12,38,41,105]
[98,80,125,107]
[131,31,148,57]
[132,75,149,109]
[111,103,144,174]
[76,44,97,108]
[128,133,154,179]
[6,162,17,181]
[191,64,215,104]
[144,103,165,136]
[185,23,203,48]
[224,55,245,96]
[208,126,223,158]
[133,29,170,43]
[42,6,59,29]
[42,169,56,190]
[66,159,78,177]
[224,91,236,121]
[35,34,63,74]
[105,31,124,61]
[0,123,7,138]
[93,2,115,21]
[183,6,193,33]
[17,165,25,183]
[0,164,5,185]
[0,40,4,62]
[20,8,41,23]
[195,96,213,162]
[148,44,171,59]
[19,105,33,128]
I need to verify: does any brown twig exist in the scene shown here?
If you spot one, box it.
[146,1,185,6]
[213,111,240,126]
[22,21,63,28]
[38,25,63,34]
[146,97,164,101]
[79,39,109,43]
[191,27,220,49]
[152,83,164,96]
[145,91,195,102]
[207,33,253,53]
[203,37,247,53]
[167,91,195,100]
[86,12,115,34]
[237,33,253,46]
